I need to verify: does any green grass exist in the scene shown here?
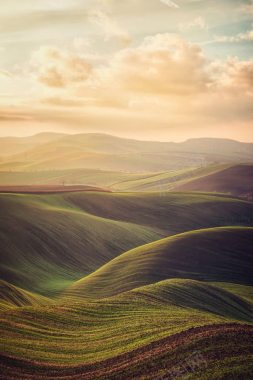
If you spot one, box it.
[1,191,253,296]
[0,168,146,188]
[0,279,252,379]
[0,280,252,365]
[66,227,253,299]
[110,164,230,191]
[0,188,253,379]
[213,282,253,304]
[62,190,253,234]
[0,280,50,310]
[131,279,253,322]
[0,164,228,192]
[0,193,160,296]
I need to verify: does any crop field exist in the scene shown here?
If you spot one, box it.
[0,187,253,379]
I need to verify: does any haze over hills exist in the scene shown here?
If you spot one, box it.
[0,133,66,157]
[1,133,253,172]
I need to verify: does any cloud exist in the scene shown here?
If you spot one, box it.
[160,0,179,9]
[239,2,253,16]
[179,17,208,32]
[221,59,253,91]
[0,108,34,122]
[88,10,131,45]
[22,32,253,142]
[215,29,253,43]
[40,96,86,107]
[31,46,93,88]
[30,33,253,100]
[103,34,210,96]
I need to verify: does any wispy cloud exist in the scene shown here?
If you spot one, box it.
[215,29,253,43]
[88,10,131,45]
[179,17,208,32]
[160,0,179,9]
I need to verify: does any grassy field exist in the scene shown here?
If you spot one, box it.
[0,164,228,192]
[1,191,253,296]
[66,227,253,299]
[0,281,252,378]
[0,192,161,296]
[0,188,253,379]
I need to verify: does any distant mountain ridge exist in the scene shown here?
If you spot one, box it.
[0,133,252,172]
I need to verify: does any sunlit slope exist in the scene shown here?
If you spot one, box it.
[0,164,230,192]
[0,279,252,378]
[214,282,253,304]
[1,191,253,295]
[110,164,230,191]
[0,280,252,367]
[175,164,253,198]
[67,227,253,299]
[0,280,50,310]
[0,193,159,296]
[130,279,253,322]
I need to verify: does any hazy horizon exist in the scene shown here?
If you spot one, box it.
[1,0,253,142]
[1,130,253,144]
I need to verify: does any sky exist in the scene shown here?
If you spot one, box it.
[0,0,253,141]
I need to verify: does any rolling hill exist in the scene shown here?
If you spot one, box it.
[0,165,228,193]
[1,190,253,296]
[0,184,111,194]
[174,164,253,199]
[0,185,253,379]
[0,281,252,378]
[0,133,66,158]
[66,227,253,299]
[0,280,50,310]
[0,192,159,295]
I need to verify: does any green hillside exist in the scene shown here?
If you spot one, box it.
[66,227,253,299]
[0,187,253,379]
[0,193,159,296]
[0,168,145,188]
[62,191,253,234]
[110,164,230,191]
[0,280,252,378]
[1,191,253,296]
[0,164,229,193]
[130,279,253,322]
[0,280,50,310]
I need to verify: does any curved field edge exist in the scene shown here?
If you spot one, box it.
[0,280,51,310]
[2,191,253,296]
[0,278,252,366]
[66,226,253,299]
[0,323,252,379]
